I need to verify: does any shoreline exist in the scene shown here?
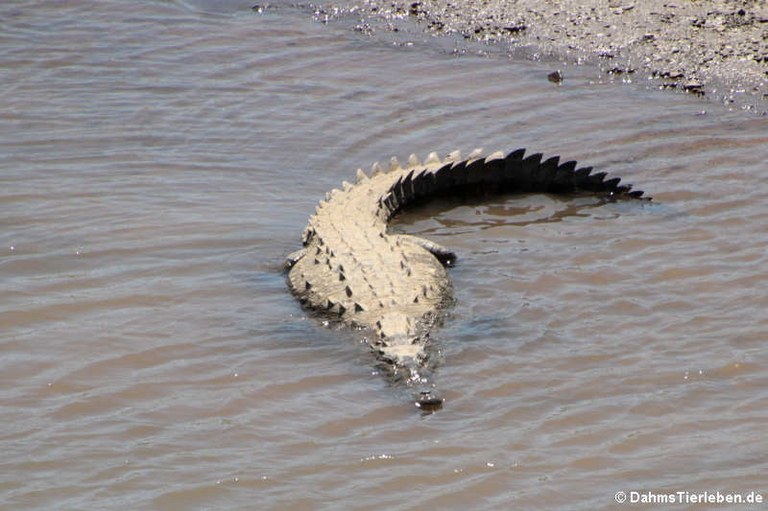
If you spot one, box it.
[335,0,767,111]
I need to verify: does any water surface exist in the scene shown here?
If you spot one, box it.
[1,1,766,509]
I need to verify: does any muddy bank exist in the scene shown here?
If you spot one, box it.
[334,0,767,111]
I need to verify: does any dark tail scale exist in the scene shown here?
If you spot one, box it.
[383,148,647,217]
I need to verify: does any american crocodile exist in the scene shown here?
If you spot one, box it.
[286,148,647,410]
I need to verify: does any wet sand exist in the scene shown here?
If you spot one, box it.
[343,0,767,110]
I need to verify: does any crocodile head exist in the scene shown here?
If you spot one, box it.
[373,312,444,410]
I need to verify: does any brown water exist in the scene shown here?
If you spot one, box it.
[1,1,766,509]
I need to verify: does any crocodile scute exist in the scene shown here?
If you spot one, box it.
[287,148,647,411]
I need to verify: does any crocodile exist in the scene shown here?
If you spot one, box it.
[286,148,647,411]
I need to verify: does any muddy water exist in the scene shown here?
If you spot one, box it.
[1,0,766,509]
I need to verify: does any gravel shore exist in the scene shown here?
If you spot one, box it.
[338,0,767,110]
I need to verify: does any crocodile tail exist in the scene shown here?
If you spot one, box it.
[491,148,647,197]
[380,148,647,218]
